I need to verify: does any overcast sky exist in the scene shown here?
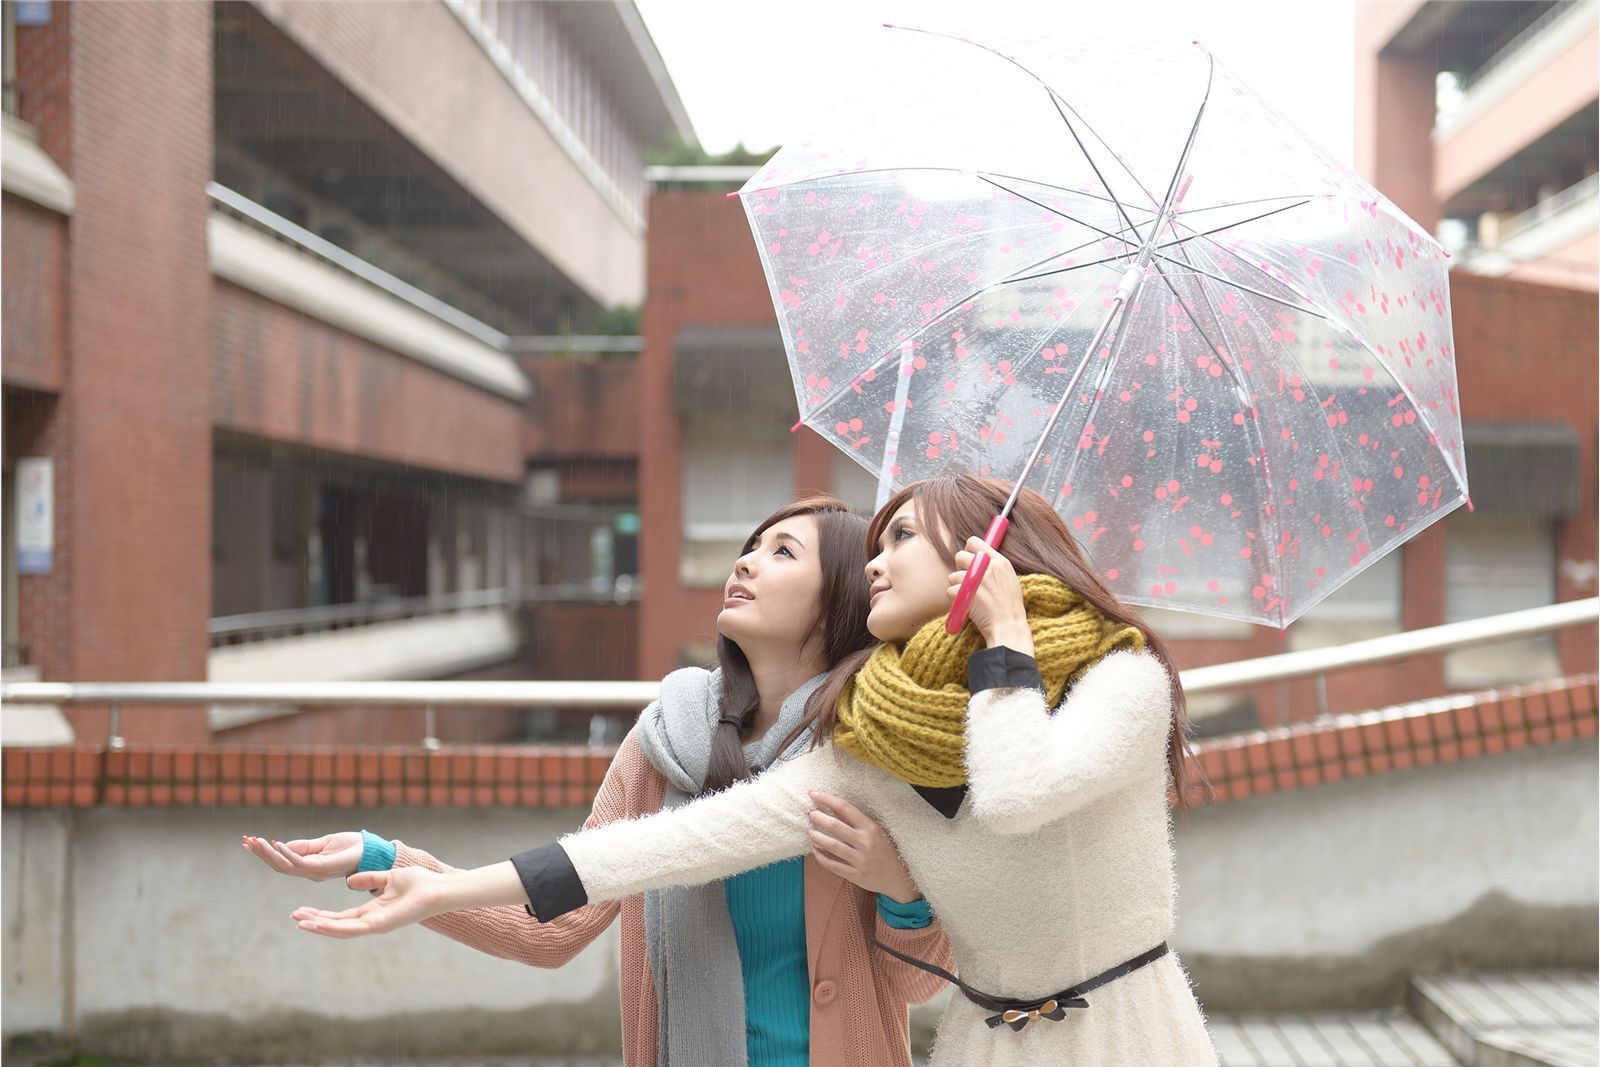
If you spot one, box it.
[635,0,1357,166]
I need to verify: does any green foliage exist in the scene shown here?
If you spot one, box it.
[647,137,777,168]
[592,305,641,336]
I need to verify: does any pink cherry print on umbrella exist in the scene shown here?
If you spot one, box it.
[735,24,1468,629]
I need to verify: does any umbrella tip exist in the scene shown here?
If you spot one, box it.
[725,191,738,199]
[790,421,804,433]
[1465,495,1475,513]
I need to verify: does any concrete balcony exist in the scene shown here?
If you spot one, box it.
[1433,2,1600,203]
[1453,173,1600,291]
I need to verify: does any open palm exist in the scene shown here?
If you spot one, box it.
[292,868,444,938]
[243,832,363,882]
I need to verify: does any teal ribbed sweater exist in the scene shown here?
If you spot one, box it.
[724,858,810,1066]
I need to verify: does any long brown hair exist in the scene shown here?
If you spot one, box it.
[790,474,1212,813]
[702,495,874,796]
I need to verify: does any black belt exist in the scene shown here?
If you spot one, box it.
[872,937,1170,1032]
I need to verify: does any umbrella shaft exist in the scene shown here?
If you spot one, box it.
[1001,266,1142,519]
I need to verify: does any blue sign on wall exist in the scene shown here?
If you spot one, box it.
[15,2,52,27]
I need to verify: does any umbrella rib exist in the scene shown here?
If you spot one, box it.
[1150,258,1292,626]
[992,198,1318,292]
[799,200,1151,428]
[1145,49,1214,250]
[1159,200,1315,250]
[977,170,1163,215]
[1044,87,1165,212]
[1044,90,1150,242]
[1184,244,1378,617]
[798,254,1096,428]
[977,174,1140,251]
[882,24,1163,226]
[1177,194,1324,217]
[797,179,1164,429]
[745,164,1153,200]
[1148,246,1329,320]
[1180,232,1473,508]
[1053,308,1137,519]
[999,250,1148,287]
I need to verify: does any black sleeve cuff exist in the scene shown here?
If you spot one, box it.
[968,645,1044,694]
[510,842,588,921]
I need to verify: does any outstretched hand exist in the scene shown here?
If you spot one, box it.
[292,867,446,939]
[243,832,364,882]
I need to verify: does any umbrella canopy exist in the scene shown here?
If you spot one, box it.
[736,27,1468,629]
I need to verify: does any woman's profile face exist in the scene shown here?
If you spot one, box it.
[864,500,952,643]
[715,514,826,654]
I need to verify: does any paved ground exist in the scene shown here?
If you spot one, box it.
[15,973,1594,1067]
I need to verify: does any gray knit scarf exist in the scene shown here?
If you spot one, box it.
[634,666,824,1067]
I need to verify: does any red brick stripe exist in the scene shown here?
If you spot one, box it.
[4,676,1596,810]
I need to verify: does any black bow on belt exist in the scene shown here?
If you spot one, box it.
[872,937,1172,1037]
[985,993,1090,1031]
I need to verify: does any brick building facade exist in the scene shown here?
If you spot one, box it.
[2,1,688,745]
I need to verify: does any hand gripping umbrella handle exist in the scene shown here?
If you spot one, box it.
[946,514,1011,635]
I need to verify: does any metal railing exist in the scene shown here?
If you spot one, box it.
[208,183,641,361]
[1498,173,1600,244]
[208,582,641,646]
[1460,1,1592,93]
[1436,1,1598,133]
[5,598,1594,750]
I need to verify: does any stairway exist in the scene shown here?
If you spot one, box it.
[1409,972,1598,1067]
[1208,972,1596,1067]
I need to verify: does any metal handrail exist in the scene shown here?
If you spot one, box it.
[209,583,642,644]
[1177,597,1594,692]
[1497,173,1600,244]
[207,184,643,360]
[1460,1,1591,92]
[208,183,512,351]
[209,587,520,638]
[5,599,1593,749]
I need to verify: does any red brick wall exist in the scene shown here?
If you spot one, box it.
[28,2,217,742]
[521,357,640,461]
[211,283,525,484]
[1451,272,1599,672]
[527,602,639,682]
[11,1,72,171]
[640,190,1598,718]
[214,656,534,748]
[639,191,794,675]
[1,197,68,392]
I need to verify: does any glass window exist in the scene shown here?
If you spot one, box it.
[1284,546,1404,650]
[1444,514,1560,686]
[680,416,793,586]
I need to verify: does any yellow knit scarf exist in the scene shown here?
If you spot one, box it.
[832,574,1147,788]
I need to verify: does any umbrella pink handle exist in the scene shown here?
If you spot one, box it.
[946,514,1011,635]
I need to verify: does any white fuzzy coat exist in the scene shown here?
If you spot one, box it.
[559,649,1220,1066]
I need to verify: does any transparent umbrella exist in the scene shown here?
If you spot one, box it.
[735,26,1469,630]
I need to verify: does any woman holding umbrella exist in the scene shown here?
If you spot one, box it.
[245,495,955,1067]
[284,474,1219,1067]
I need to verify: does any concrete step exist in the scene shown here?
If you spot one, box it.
[1208,1009,1458,1066]
[1409,972,1598,1067]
